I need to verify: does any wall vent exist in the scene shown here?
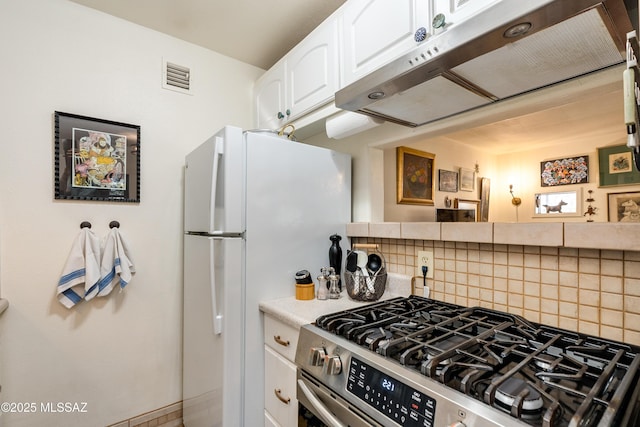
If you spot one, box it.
[162,59,193,95]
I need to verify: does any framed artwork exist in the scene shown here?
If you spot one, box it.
[479,177,490,222]
[533,189,582,217]
[396,146,435,205]
[55,111,140,202]
[439,169,458,192]
[459,168,475,192]
[540,155,589,187]
[607,191,640,222]
[597,144,640,187]
[454,198,480,221]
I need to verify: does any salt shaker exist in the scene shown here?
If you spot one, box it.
[328,268,340,299]
[317,269,328,300]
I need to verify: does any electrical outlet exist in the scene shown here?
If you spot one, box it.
[417,250,434,279]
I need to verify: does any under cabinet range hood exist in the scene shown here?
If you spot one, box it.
[335,0,638,128]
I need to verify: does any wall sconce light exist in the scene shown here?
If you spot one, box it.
[509,185,522,206]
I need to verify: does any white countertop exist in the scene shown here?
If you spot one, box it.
[259,291,402,329]
[259,273,416,329]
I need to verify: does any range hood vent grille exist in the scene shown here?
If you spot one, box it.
[163,60,192,95]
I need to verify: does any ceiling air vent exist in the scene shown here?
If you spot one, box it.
[162,59,192,95]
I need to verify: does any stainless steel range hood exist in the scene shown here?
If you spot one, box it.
[335,0,637,128]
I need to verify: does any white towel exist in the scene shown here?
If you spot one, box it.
[57,228,101,309]
[97,227,135,297]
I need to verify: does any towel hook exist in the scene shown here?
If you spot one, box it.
[109,221,120,229]
[80,221,92,229]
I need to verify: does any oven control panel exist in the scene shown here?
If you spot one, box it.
[347,357,437,427]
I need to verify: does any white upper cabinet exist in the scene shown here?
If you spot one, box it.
[431,0,501,29]
[254,0,501,131]
[254,18,339,130]
[340,0,430,87]
[287,18,339,120]
[254,60,287,130]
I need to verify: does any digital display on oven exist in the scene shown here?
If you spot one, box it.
[347,357,437,427]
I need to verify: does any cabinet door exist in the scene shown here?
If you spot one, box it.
[264,346,298,427]
[286,18,339,119]
[254,61,288,130]
[341,0,427,86]
[432,0,500,29]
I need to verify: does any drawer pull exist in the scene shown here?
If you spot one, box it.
[273,335,290,347]
[274,388,291,405]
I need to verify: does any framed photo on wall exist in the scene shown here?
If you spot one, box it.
[54,111,140,203]
[597,144,640,187]
[534,189,582,217]
[396,146,435,205]
[540,155,589,187]
[439,169,458,192]
[459,168,475,192]
[607,191,640,222]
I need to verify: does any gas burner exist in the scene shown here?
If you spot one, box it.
[532,353,558,372]
[494,377,543,413]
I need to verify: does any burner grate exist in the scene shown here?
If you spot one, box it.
[313,296,640,426]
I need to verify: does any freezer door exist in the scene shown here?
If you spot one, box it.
[184,126,245,234]
[183,234,244,427]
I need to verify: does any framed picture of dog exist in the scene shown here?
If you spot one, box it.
[533,189,582,218]
[607,191,640,222]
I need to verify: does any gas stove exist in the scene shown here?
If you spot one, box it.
[295,296,640,427]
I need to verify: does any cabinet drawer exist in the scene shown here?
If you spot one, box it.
[264,346,298,427]
[264,315,299,361]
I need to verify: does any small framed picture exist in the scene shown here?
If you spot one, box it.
[459,168,475,192]
[439,169,458,192]
[597,144,640,187]
[534,189,582,217]
[396,146,435,205]
[607,191,640,222]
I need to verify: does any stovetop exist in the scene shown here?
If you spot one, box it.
[311,296,640,427]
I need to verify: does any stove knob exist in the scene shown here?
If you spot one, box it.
[308,347,327,366]
[324,355,342,375]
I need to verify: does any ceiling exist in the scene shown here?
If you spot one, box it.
[68,0,346,70]
[68,0,625,153]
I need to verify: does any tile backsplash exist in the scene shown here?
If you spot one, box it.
[353,237,640,346]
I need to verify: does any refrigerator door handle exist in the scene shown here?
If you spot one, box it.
[209,136,224,233]
[209,238,223,335]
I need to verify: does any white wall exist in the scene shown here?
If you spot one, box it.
[0,1,262,426]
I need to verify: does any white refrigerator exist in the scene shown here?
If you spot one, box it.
[182,126,351,427]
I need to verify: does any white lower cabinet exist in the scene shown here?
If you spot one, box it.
[264,314,300,427]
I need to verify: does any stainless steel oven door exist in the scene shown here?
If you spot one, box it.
[297,369,385,427]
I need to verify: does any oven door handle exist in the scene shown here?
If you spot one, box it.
[297,379,347,427]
